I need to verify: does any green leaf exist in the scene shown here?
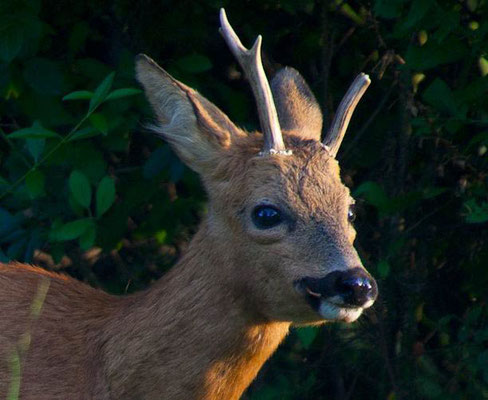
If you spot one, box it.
[405,39,466,70]
[23,58,64,95]
[143,146,170,179]
[467,131,488,152]
[175,54,212,73]
[422,187,447,199]
[170,160,185,182]
[464,200,488,224]
[50,243,65,264]
[479,56,488,77]
[0,248,8,263]
[79,223,96,250]
[417,377,443,399]
[373,0,405,19]
[7,236,27,259]
[25,170,45,198]
[432,10,459,43]
[18,15,42,58]
[89,113,108,135]
[377,260,391,278]
[8,121,61,140]
[89,72,115,113]
[295,326,319,349]
[338,2,365,25]
[96,176,115,217]
[24,229,41,262]
[477,350,488,371]
[0,23,23,62]
[423,78,458,116]
[69,192,85,217]
[69,170,92,209]
[354,181,389,212]
[68,21,90,54]
[67,126,101,142]
[0,209,22,239]
[402,0,433,29]
[26,138,45,162]
[155,230,167,244]
[50,218,93,241]
[63,90,93,101]
[106,88,142,100]
[456,78,488,104]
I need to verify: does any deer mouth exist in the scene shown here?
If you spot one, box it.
[294,278,365,323]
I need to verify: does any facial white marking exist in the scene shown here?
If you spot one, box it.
[318,300,364,323]
[362,298,375,309]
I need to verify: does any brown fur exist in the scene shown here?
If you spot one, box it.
[0,55,374,399]
[271,67,323,140]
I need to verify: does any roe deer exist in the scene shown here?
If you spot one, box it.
[0,9,377,400]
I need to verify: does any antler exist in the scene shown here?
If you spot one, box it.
[219,8,290,156]
[323,73,371,157]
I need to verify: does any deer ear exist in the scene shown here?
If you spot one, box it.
[135,54,242,174]
[270,67,323,142]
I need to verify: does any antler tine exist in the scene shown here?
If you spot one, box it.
[219,8,290,156]
[323,73,371,157]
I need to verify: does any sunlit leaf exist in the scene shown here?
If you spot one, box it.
[479,56,488,77]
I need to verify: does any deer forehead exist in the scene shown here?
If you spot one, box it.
[212,142,351,218]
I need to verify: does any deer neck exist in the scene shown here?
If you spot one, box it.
[103,220,290,400]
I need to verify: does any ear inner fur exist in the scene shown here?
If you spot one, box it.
[135,54,243,174]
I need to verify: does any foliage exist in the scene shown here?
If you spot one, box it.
[1,0,488,399]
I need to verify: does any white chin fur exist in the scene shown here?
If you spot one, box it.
[318,301,364,323]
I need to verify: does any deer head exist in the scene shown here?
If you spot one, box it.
[135,9,377,325]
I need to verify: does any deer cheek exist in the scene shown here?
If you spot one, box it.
[245,225,288,244]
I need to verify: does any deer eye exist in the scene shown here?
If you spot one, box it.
[252,205,283,229]
[348,204,356,223]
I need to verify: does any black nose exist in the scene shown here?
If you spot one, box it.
[335,268,377,307]
[299,268,377,308]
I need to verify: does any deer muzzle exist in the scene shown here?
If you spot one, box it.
[295,268,377,322]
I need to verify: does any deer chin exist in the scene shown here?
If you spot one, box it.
[317,300,364,323]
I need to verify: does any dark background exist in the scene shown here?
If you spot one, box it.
[1,0,488,399]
